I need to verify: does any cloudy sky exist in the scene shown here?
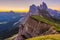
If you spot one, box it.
[0,0,60,12]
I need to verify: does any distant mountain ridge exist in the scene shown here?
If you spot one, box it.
[0,11,25,39]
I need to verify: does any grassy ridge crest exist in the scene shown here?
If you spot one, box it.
[31,15,60,31]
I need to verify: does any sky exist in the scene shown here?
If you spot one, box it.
[0,0,60,12]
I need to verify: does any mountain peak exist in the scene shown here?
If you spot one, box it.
[40,2,48,10]
[29,4,37,13]
[29,4,39,15]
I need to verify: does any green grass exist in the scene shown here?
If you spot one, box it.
[31,15,60,31]
[26,34,60,40]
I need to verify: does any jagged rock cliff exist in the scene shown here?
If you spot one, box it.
[29,2,60,21]
[28,2,52,20]
[14,16,57,40]
[29,4,39,15]
[40,2,48,11]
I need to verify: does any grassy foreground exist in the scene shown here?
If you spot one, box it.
[31,15,60,31]
[26,34,60,40]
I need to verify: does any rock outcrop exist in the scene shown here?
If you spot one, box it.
[48,9,60,21]
[40,2,48,11]
[29,2,52,19]
[29,2,60,20]
[29,4,39,15]
[15,16,57,40]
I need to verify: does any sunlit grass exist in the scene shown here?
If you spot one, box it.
[26,34,60,40]
[31,15,60,31]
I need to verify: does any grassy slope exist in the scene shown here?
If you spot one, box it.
[31,15,60,31]
[26,34,60,40]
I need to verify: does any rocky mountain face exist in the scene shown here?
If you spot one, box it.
[29,2,48,16]
[47,9,60,20]
[40,2,48,11]
[29,4,39,15]
[15,16,57,40]
[29,2,52,21]
[29,2,60,20]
